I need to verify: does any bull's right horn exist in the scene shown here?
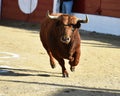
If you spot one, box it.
[78,15,89,23]
[47,10,59,19]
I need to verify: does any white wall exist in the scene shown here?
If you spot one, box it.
[74,13,120,36]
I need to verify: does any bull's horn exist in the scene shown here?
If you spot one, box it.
[47,10,59,19]
[78,15,89,23]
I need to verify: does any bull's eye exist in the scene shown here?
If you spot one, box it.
[72,27,75,32]
[64,24,72,27]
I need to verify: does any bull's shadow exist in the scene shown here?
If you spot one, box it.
[80,30,120,48]
[0,20,40,32]
[0,79,120,96]
[53,88,120,96]
[0,67,61,77]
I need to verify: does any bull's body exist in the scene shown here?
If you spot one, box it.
[40,11,88,77]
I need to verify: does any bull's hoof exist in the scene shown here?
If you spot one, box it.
[50,60,56,69]
[62,73,69,78]
[62,70,69,78]
[70,66,75,72]
[50,64,56,69]
[50,62,56,69]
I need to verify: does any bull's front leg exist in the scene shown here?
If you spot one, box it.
[68,44,75,71]
[69,49,80,72]
[47,51,56,69]
[68,44,75,62]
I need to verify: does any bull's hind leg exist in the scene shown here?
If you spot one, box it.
[47,51,56,69]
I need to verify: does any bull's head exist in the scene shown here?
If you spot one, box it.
[47,11,89,44]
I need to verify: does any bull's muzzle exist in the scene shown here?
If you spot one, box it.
[60,36,71,44]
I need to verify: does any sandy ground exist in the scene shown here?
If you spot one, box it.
[0,21,120,96]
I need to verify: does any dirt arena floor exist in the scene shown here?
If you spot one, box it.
[0,21,120,96]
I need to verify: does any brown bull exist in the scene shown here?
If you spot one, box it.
[40,11,88,77]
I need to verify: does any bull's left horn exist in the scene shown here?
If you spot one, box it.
[47,10,59,19]
[78,15,89,23]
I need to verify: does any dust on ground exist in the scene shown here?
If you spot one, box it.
[0,20,120,96]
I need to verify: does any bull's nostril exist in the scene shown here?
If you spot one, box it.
[67,38,70,40]
[61,37,65,41]
[62,37,70,41]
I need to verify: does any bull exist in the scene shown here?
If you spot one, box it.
[40,11,88,77]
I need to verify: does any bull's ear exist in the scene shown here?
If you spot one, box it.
[73,21,81,28]
[76,21,81,28]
